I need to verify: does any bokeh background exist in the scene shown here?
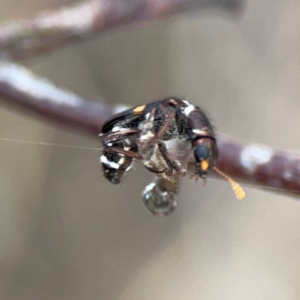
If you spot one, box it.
[1,1,300,299]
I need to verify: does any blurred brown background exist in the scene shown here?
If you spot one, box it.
[1,1,300,299]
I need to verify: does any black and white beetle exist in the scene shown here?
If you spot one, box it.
[99,97,245,215]
[100,98,218,180]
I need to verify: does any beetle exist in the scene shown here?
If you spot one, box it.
[99,97,218,184]
[99,97,245,215]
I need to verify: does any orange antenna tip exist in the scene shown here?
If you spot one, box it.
[213,166,246,200]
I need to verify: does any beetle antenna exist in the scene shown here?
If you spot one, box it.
[213,166,245,200]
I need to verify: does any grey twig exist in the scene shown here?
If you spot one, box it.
[0,61,125,134]
[0,61,299,197]
[215,136,300,196]
[0,0,243,60]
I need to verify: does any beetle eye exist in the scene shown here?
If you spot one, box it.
[193,145,209,162]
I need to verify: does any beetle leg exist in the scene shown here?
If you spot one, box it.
[145,112,175,147]
[100,129,138,144]
[141,141,173,180]
[101,128,142,160]
[172,160,187,177]
[107,146,143,160]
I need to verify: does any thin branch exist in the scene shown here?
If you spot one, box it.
[0,60,127,134]
[0,0,243,60]
[0,61,300,197]
[206,136,300,196]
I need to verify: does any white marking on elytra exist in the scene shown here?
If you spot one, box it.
[183,103,195,117]
[192,129,207,135]
[100,155,120,169]
[240,145,273,173]
[118,156,125,165]
[111,126,130,133]
[112,126,121,132]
